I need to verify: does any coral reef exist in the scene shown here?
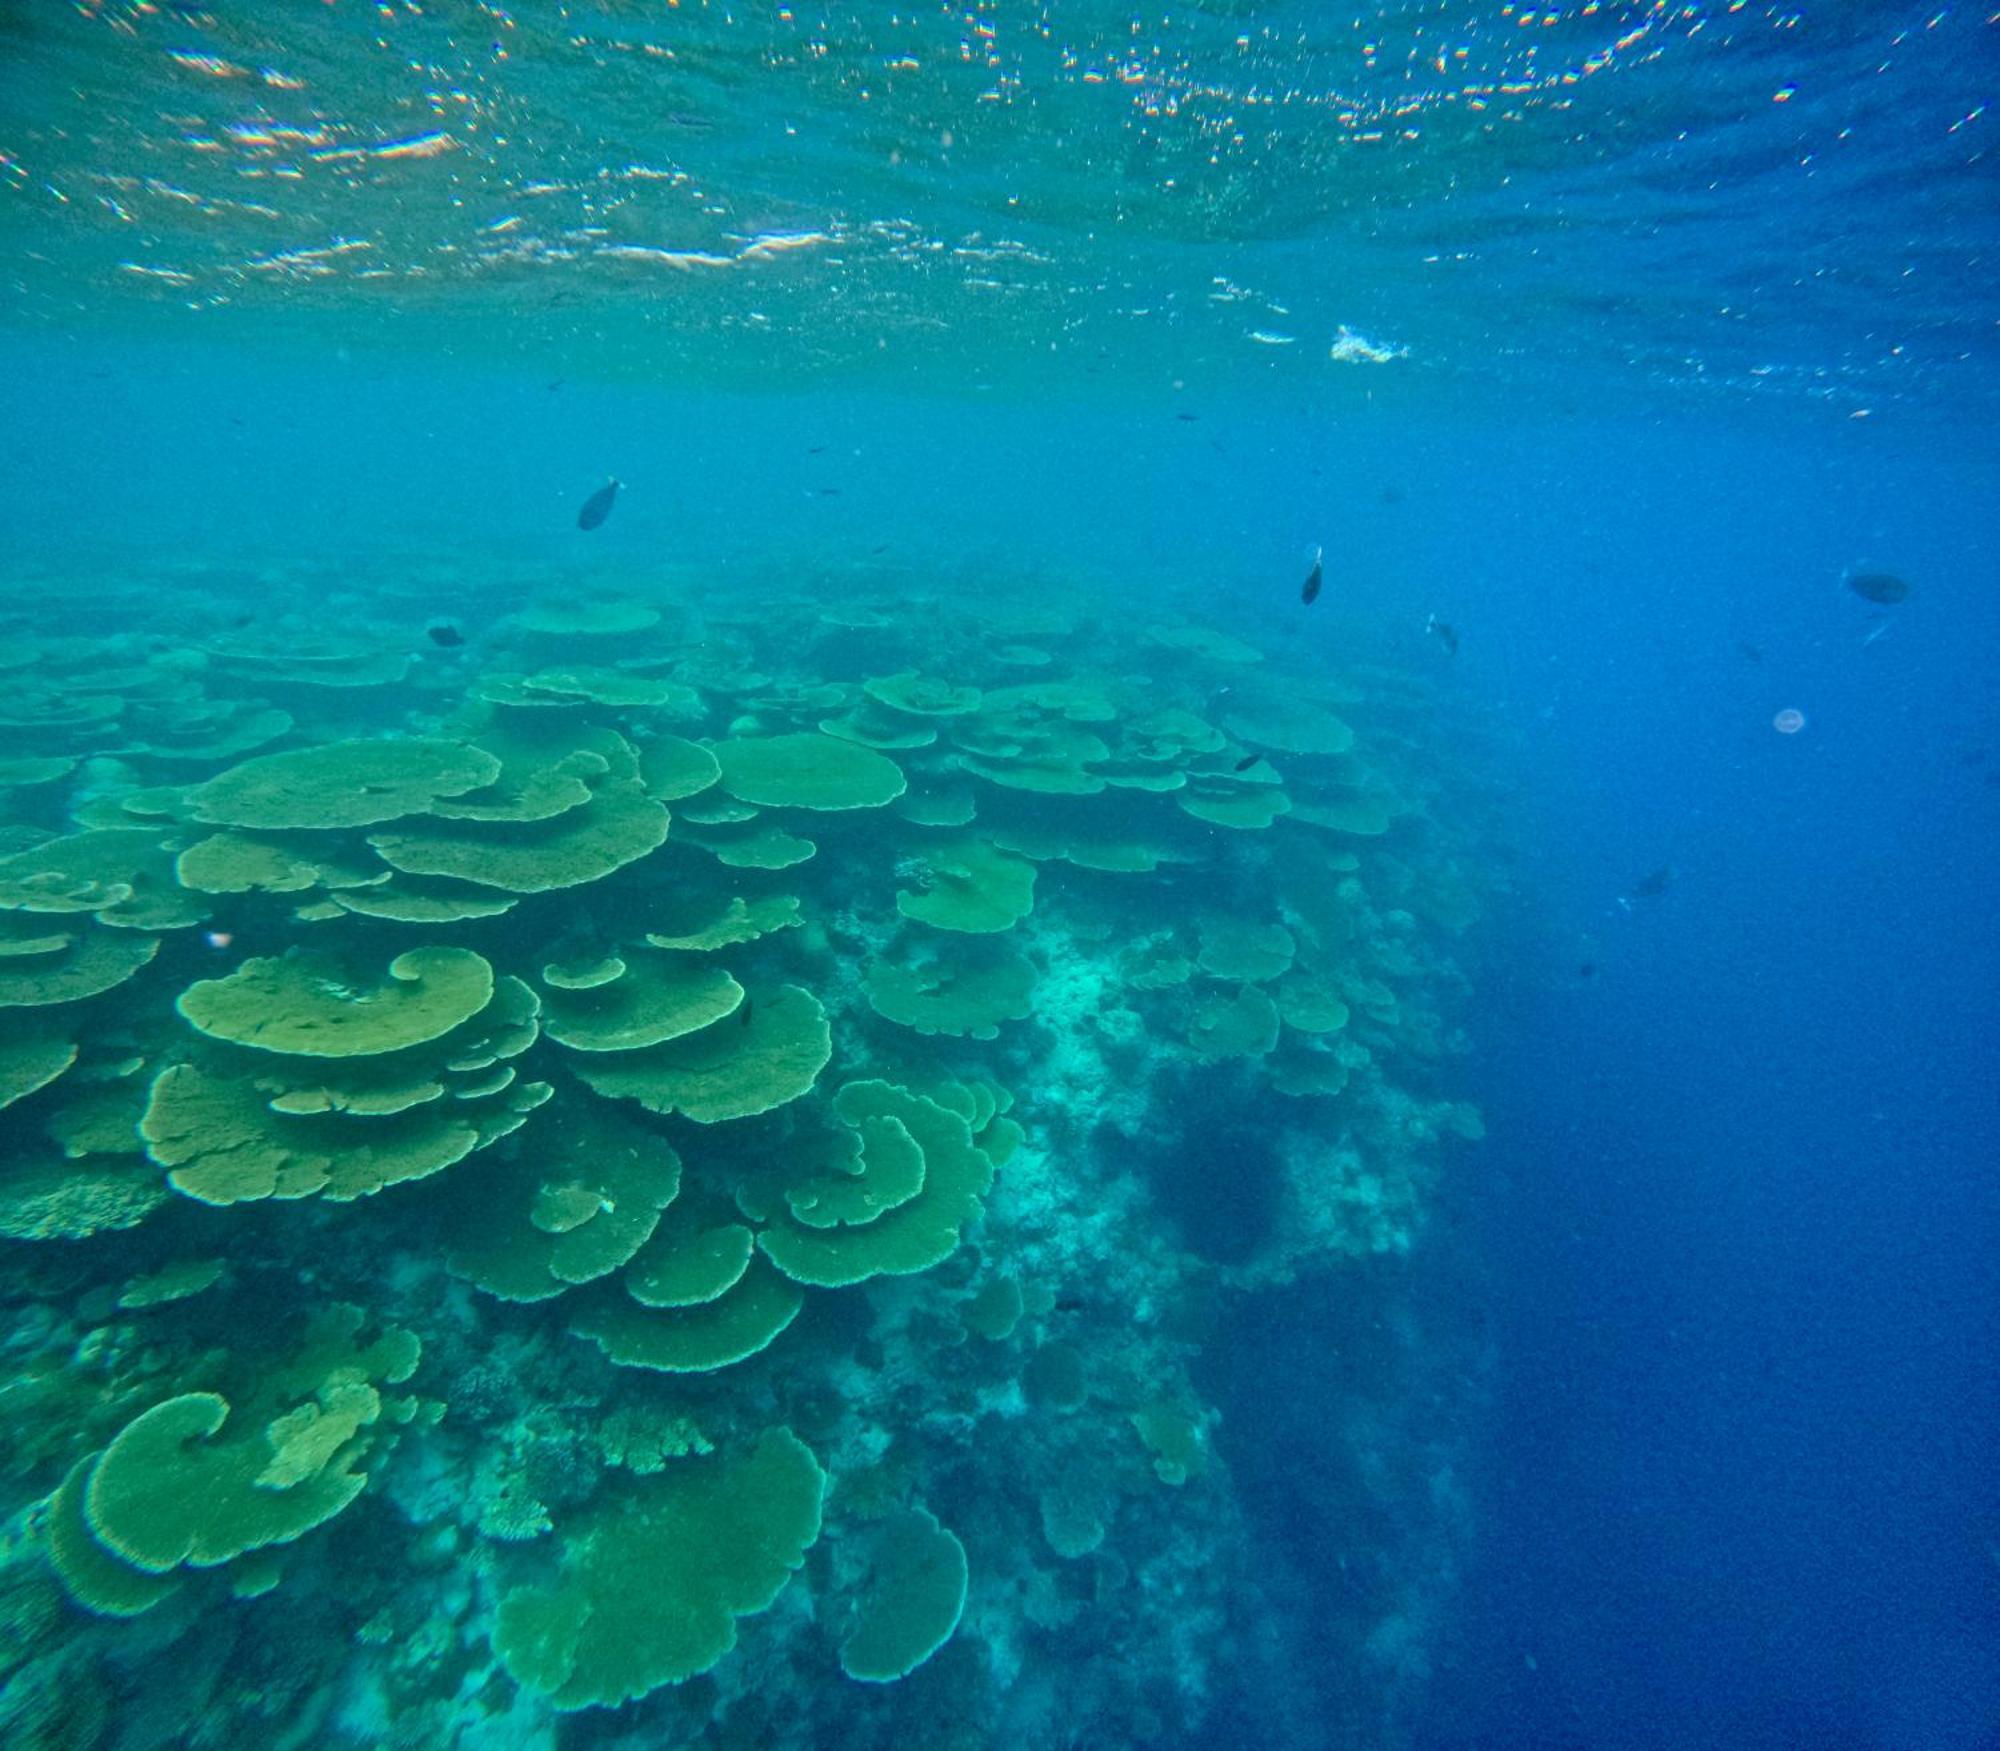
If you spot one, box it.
[0,552,1492,1748]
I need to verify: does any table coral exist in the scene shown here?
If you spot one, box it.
[494,1426,824,1709]
[838,1505,969,1682]
[190,738,501,830]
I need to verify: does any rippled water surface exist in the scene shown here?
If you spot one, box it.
[5,2,1992,399]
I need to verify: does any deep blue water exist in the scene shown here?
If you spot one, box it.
[1436,422,2000,1745]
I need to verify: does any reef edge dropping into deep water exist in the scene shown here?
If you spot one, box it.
[0,543,1494,1748]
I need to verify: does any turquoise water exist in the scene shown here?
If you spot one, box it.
[2,5,1996,1749]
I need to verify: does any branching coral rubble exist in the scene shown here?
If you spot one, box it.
[0,555,1491,1749]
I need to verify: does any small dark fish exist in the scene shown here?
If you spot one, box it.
[1380,484,1406,506]
[1577,961,1597,979]
[808,444,828,455]
[1630,865,1675,899]
[425,620,465,648]
[1848,570,1910,605]
[1300,546,1324,606]
[546,378,564,392]
[1736,640,1765,664]
[1233,754,1260,772]
[1425,614,1459,657]
[814,487,842,497]
[738,995,755,1028]
[1175,411,1200,422]
[230,612,254,629]
[576,477,621,531]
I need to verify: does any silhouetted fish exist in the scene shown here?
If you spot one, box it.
[577,477,621,531]
[1736,640,1765,663]
[426,620,465,648]
[738,995,755,1028]
[1175,411,1200,422]
[1848,570,1909,605]
[1630,866,1674,899]
[1426,614,1459,657]
[1577,961,1598,979]
[1380,484,1406,506]
[1233,755,1260,772]
[1300,546,1324,606]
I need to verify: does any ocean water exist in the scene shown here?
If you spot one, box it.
[2,4,1996,1749]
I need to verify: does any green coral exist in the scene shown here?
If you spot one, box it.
[494,1427,824,1710]
[574,984,831,1123]
[639,734,723,801]
[50,1306,418,1611]
[75,1383,364,1575]
[642,892,801,952]
[1197,919,1297,983]
[177,946,495,1057]
[541,953,743,1052]
[191,737,501,829]
[1130,1402,1211,1486]
[1186,985,1282,1059]
[712,732,907,811]
[839,1506,969,1683]
[675,818,817,869]
[895,839,1037,934]
[0,914,158,1008]
[623,1191,756,1308]
[141,1060,546,1204]
[0,1022,75,1109]
[758,1081,995,1289]
[44,1456,183,1618]
[447,1107,683,1302]
[369,773,668,894]
[174,830,384,897]
[575,1255,805,1374]
[861,671,983,717]
[0,827,206,930]
[863,945,1037,1040]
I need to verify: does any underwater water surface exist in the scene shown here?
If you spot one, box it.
[1,4,1996,1749]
